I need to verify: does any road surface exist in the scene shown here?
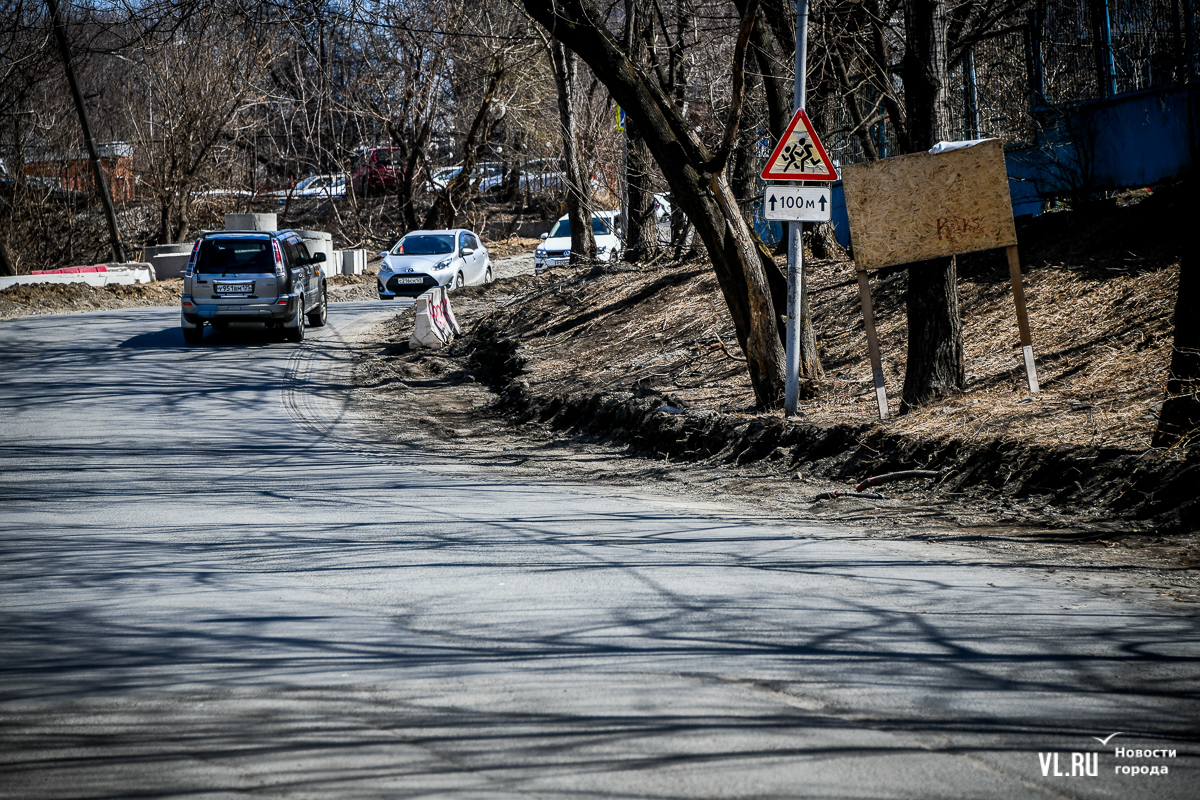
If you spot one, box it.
[0,303,1196,798]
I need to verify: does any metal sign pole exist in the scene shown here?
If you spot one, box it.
[784,0,809,416]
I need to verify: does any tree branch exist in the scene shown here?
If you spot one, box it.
[706,0,761,176]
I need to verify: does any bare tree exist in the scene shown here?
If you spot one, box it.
[523,0,788,408]
[129,11,267,243]
[548,38,597,262]
[423,1,535,230]
[621,0,657,263]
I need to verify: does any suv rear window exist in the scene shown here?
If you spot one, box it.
[196,238,273,275]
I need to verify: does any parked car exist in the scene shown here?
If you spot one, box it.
[534,210,622,272]
[180,229,328,344]
[351,147,404,195]
[270,174,348,201]
[429,165,462,190]
[515,158,566,193]
[377,229,493,299]
[653,192,671,224]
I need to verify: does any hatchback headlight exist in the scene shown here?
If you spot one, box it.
[596,245,608,254]
[434,257,453,270]
[380,262,392,273]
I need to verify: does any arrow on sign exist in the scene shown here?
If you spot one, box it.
[769,194,777,211]
[819,196,827,211]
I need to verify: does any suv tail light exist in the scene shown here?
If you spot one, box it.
[185,239,201,277]
[271,239,285,279]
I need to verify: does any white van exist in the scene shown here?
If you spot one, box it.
[534,210,622,272]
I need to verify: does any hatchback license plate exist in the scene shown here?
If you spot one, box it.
[215,282,253,294]
[395,277,424,284]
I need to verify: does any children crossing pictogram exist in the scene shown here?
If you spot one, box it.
[760,109,838,181]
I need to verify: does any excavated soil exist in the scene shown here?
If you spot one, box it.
[350,187,1198,606]
[0,279,185,319]
[0,273,382,320]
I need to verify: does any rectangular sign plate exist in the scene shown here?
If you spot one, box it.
[214,282,253,294]
[763,186,832,221]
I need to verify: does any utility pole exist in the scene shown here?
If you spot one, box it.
[48,0,125,263]
[784,0,809,416]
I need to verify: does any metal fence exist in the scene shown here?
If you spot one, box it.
[819,0,1197,172]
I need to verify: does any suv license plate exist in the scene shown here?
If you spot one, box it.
[215,282,253,294]
[395,277,424,284]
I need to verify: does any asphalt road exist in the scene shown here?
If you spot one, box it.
[0,302,1196,799]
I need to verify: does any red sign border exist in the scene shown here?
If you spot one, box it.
[760,109,838,182]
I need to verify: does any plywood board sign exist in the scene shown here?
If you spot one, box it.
[841,139,1017,270]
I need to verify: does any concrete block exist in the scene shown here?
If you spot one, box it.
[340,249,366,276]
[143,243,193,259]
[225,213,277,231]
[296,230,335,279]
[149,252,191,279]
[0,266,153,291]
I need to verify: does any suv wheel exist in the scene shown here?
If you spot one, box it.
[285,297,306,342]
[307,285,328,327]
[182,324,203,345]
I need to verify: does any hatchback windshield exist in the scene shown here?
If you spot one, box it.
[393,234,455,255]
[548,216,612,238]
[196,237,273,274]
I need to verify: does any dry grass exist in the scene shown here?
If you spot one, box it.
[490,187,1182,457]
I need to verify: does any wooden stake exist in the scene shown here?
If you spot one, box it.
[1006,244,1040,393]
[856,268,889,420]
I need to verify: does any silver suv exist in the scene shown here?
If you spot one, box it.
[180,230,328,344]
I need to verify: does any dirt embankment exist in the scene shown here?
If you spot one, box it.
[0,272,387,321]
[352,186,1197,591]
[0,279,185,320]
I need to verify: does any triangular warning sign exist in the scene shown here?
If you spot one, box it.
[760,109,838,181]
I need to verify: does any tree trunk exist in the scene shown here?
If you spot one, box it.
[728,62,759,209]
[0,239,15,276]
[623,0,657,263]
[901,256,963,410]
[899,0,962,410]
[1153,251,1200,448]
[624,120,658,262]
[158,201,171,245]
[550,39,596,263]
[902,0,950,154]
[523,0,786,408]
